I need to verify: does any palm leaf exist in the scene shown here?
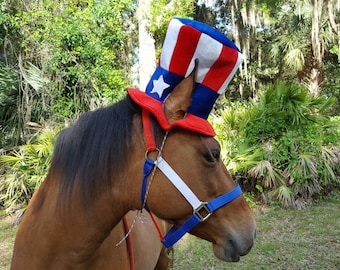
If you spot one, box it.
[248,160,286,188]
[0,128,58,213]
[283,48,305,71]
[269,185,294,207]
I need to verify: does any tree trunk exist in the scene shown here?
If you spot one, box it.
[309,0,324,96]
[327,0,340,63]
[137,0,156,91]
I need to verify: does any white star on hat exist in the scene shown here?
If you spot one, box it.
[150,75,170,98]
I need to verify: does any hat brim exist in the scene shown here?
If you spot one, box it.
[127,88,216,137]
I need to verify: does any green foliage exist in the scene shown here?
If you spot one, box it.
[0,128,58,213]
[214,81,340,208]
[16,0,135,118]
[0,64,21,148]
[149,0,196,49]
[0,0,136,148]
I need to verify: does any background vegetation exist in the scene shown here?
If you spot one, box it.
[0,0,339,216]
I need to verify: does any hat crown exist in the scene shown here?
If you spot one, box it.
[145,18,243,119]
[128,18,243,136]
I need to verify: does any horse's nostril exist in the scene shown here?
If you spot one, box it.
[228,232,255,257]
[228,237,239,253]
[228,238,235,247]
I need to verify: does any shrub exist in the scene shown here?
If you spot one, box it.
[0,128,58,217]
[213,81,340,208]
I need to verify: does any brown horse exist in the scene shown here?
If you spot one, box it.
[11,71,256,269]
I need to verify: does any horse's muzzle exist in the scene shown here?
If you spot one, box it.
[213,228,256,262]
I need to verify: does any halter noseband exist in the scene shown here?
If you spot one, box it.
[141,109,242,248]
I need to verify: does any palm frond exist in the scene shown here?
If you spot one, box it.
[294,152,318,180]
[248,160,286,188]
[283,48,305,71]
[269,185,294,207]
[22,62,50,93]
[318,145,339,185]
[0,127,58,213]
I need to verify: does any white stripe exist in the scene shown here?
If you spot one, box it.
[155,156,202,209]
[186,33,223,80]
[160,19,184,70]
[217,51,244,94]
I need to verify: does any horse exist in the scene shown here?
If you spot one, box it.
[10,70,256,269]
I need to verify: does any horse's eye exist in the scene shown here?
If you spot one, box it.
[212,150,220,160]
[203,150,220,163]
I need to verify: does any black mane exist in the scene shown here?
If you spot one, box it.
[50,95,142,206]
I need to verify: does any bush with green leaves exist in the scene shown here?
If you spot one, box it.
[0,0,136,149]
[17,0,135,118]
[0,128,58,217]
[213,81,340,208]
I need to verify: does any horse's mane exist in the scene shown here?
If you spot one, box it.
[50,95,143,207]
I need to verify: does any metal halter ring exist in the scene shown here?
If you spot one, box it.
[145,148,161,160]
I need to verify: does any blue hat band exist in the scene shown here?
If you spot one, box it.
[188,83,219,119]
[145,67,184,102]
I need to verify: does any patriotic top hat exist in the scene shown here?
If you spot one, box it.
[127,17,243,136]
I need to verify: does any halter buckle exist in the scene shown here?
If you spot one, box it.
[194,202,212,222]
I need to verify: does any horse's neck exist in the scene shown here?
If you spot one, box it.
[12,114,146,269]
[51,171,142,262]
[16,183,133,268]
[14,154,144,268]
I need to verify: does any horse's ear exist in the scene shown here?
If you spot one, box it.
[164,60,198,124]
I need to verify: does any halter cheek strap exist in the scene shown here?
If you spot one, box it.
[156,157,202,209]
[141,158,155,211]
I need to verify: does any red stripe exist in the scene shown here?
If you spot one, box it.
[169,25,201,76]
[202,45,238,91]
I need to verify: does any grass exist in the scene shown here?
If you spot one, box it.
[0,198,339,270]
[0,210,17,270]
[172,198,340,270]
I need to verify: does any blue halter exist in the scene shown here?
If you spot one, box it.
[141,155,242,248]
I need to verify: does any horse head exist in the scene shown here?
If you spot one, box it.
[132,68,256,262]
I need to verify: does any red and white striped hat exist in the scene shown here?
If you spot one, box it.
[128,17,243,136]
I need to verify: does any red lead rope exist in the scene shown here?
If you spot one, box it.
[148,211,165,241]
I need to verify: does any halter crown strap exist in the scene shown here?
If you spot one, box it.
[142,109,157,151]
